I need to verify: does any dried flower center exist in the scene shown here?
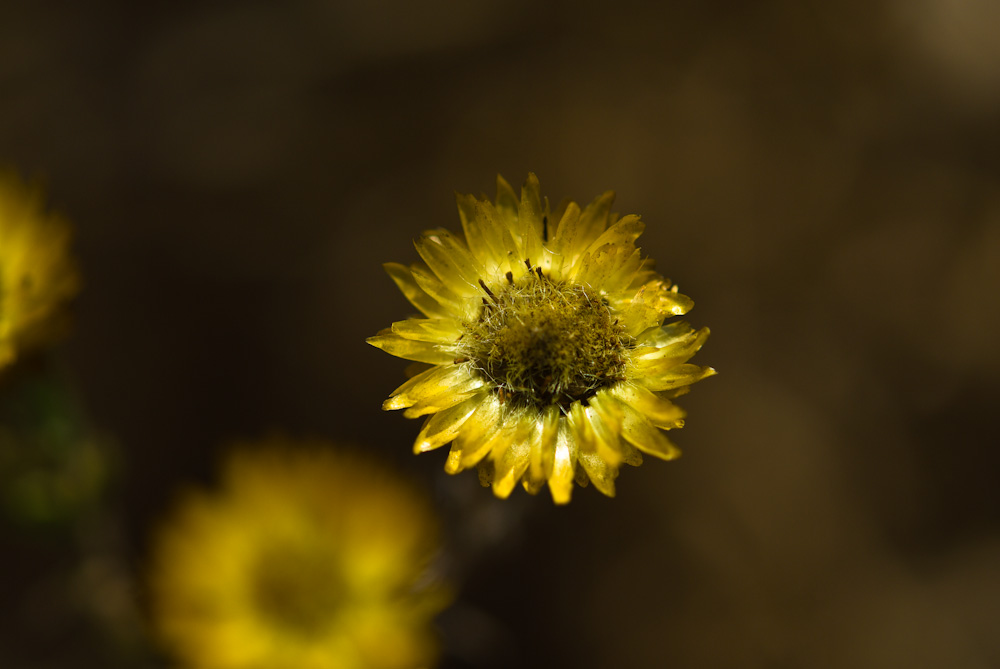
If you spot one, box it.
[252,542,342,637]
[462,268,632,410]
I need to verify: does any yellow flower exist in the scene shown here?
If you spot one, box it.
[369,174,715,504]
[0,172,79,371]
[148,440,448,669]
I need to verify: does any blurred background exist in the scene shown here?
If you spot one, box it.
[2,0,999,667]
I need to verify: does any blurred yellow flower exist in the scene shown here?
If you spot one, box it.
[0,172,79,371]
[369,174,714,504]
[149,441,448,669]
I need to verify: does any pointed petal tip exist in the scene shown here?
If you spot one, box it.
[382,396,406,411]
[413,439,435,454]
[366,334,392,350]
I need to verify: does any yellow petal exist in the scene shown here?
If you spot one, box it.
[628,259,660,291]
[410,263,467,315]
[570,190,615,255]
[589,391,624,433]
[444,394,503,473]
[383,363,457,409]
[635,363,717,392]
[517,173,544,267]
[578,450,617,497]
[526,405,559,493]
[584,404,624,467]
[491,429,531,499]
[402,368,485,418]
[367,331,456,365]
[591,394,641,465]
[494,174,519,227]
[620,441,644,467]
[611,382,686,429]
[383,262,450,319]
[603,247,644,295]
[634,324,710,365]
[457,194,507,275]
[567,402,596,453]
[413,394,481,453]
[546,200,581,277]
[584,214,644,257]
[444,447,462,475]
[569,243,632,289]
[390,318,463,344]
[637,320,698,348]
[620,281,695,336]
[457,424,505,472]
[547,423,577,504]
[620,403,681,461]
[414,229,482,297]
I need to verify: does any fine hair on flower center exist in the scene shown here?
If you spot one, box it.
[461,267,632,410]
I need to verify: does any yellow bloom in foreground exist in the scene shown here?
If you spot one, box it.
[149,441,448,669]
[0,172,79,371]
[369,174,715,504]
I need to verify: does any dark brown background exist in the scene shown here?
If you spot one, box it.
[2,0,999,667]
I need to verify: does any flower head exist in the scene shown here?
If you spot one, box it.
[0,172,79,371]
[148,440,448,669]
[369,174,714,504]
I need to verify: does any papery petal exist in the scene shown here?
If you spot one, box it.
[620,403,681,460]
[490,427,532,499]
[367,331,457,365]
[603,247,644,295]
[383,363,471,410]
[620,282,695,336]
[584,405,624,466]
[634,363,717,392]
[414,229,483,296]
[547,422,577,505]
[572,190,615,251]
[517,173,544,267]
[578,450,617,497]
[413,394,481,453]
[410,263,468,316]
[457,194,510,276]
[494,174,519,227]
[403,374,485,418]
[584,214,644,256]
[525,405,559,494]
[636,321,705,349]
[567,402,595,453]
[444,394,503,473]
[383,263,450,319]
[551,191,616,271]
[390,318,463,344]
[611,382,686,429]
[545,201,580,277]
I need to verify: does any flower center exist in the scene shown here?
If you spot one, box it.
[462,268,632,410]
[251,542,343,637]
